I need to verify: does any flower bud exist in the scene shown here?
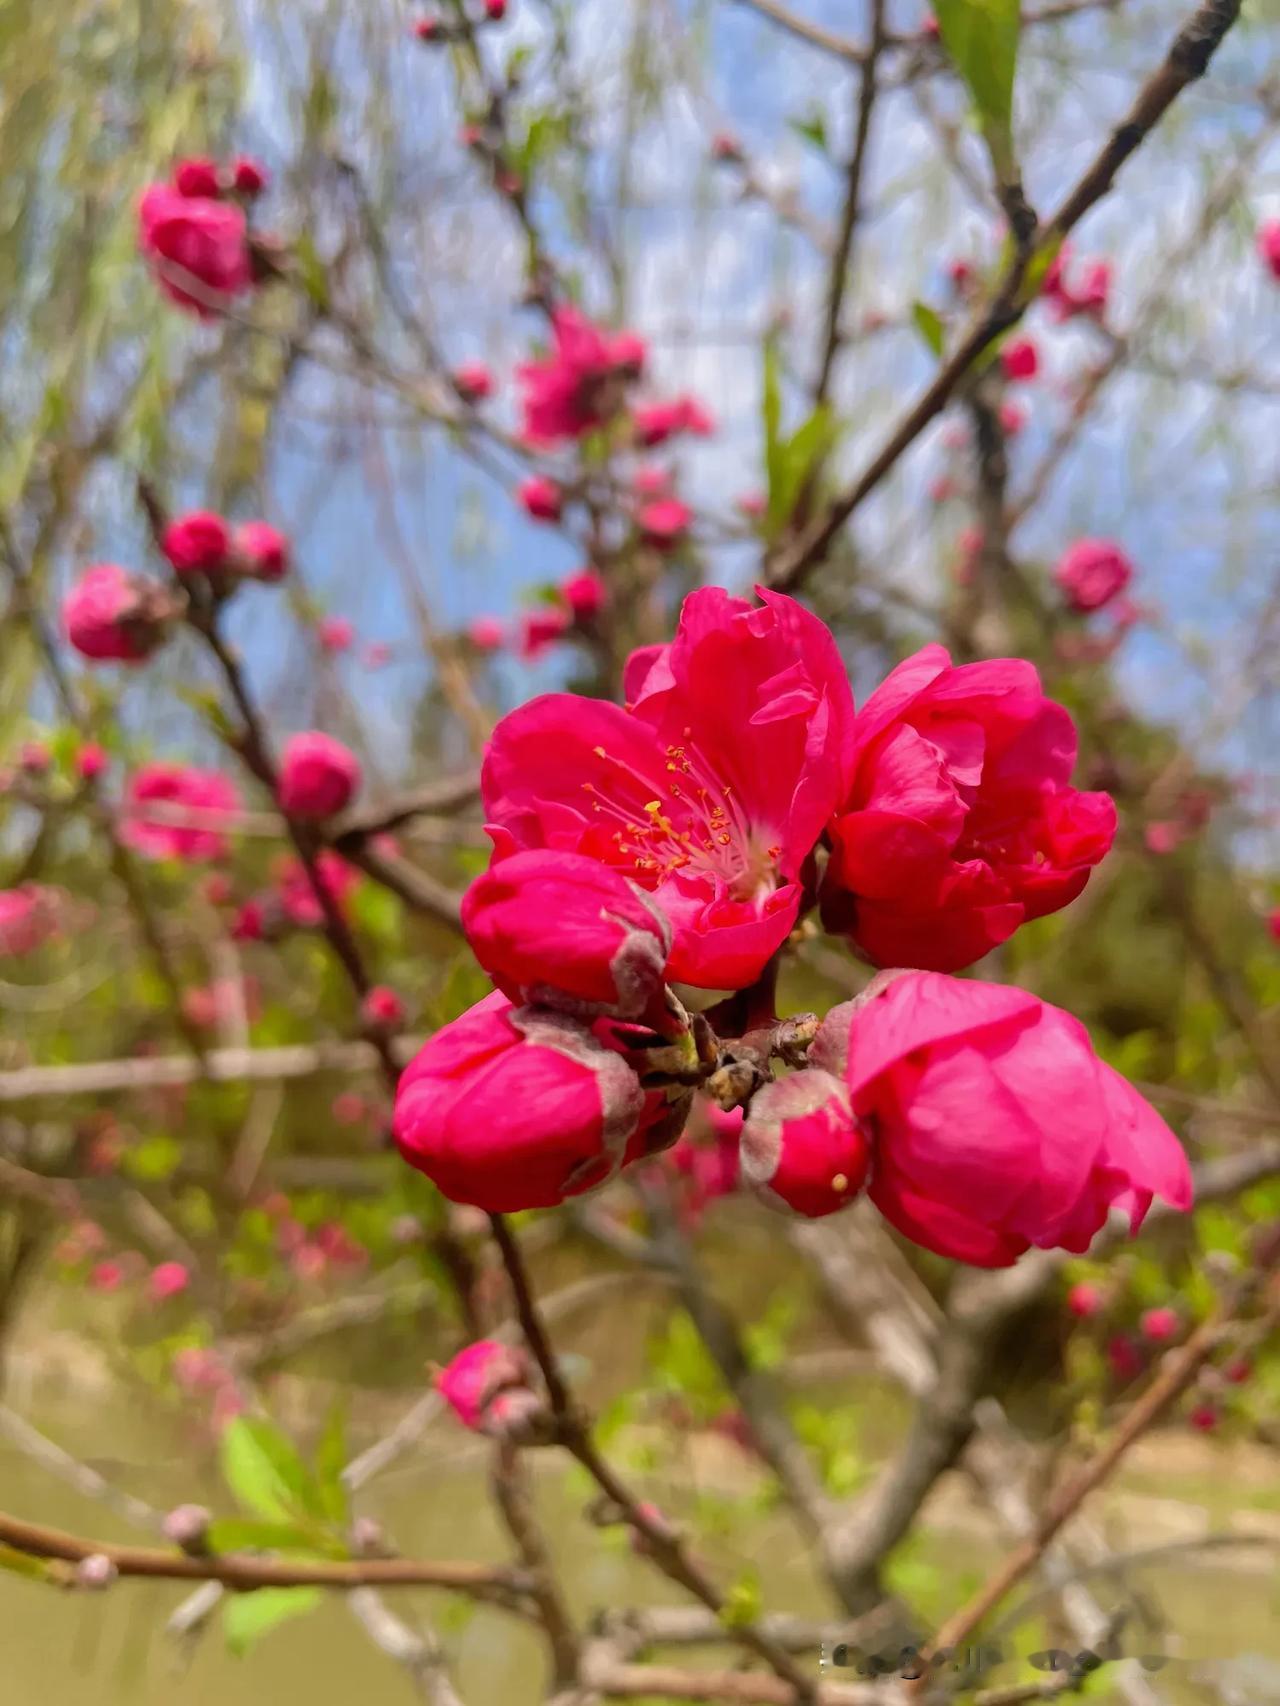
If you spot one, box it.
[351,1516,387,1555]
[234,520,290,581]
[75,1553,118,1590]
[518,476,563,522]
[394,992,646,1210]
[62,564,176,665]
[162,1504,211,1550]
[1054,538,1134,614]
[361,985,406,1031]
[174,157,222,198]
[278,731,361,819]
[161,509,232,575]
[436,1339,530,1431]
[232,156,269,197]
[1000,337,1039,381]
[461,850,671,1020]
[453,361,494,402]
[1066,1282,1102,1320]
[740,1069,870,1218]
[1140,1306,1179,1343]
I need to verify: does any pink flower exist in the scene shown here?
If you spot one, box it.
[462,849,671,1017]
[1070,259,1111,319]
[1067,1282,1102,1319]
[232,156,269,196]
[234,520,289,581]
[173,157,222,198]
[826,972,1192,1267]
[1107,1335,1143,1381]
[172,1346,228,1392]
[89,1261,124,1294]
[736,491,767,520]
[999,399,1026,437]
[1270,907,1280,944]
[711,130,744,163]
[948,256,975,290]
[1144,821,1183,857]
[148,1262,190,1303]
[1188,1403,1219,1433]
[633,396,714,447]
[740,1070,870,1218]
[518,476,564,521]
[437,1340,529,1432]
[20,741,49,774]
[1001,338,1039,382]
[453,360,495,402]
[1258,219,1280,281]
[469,616,506,650]
[122,764,241,863]
[638,498,692,547]
[1054,538,1134,614]
[62,564,173,664]
[394,991,647,1210]
[519,605,572,659]
[822,645,1116,972]
[664,1102,742,1225]
[276,851,360,927]
[484,0,507,16]
[1225,1357,1251,1385]
[1140,1305,1179,1343]
[161,509,231,575]
[414,17,440,39]
[76,743,109,781]
[633,465,671,498]
[362,985,406,1029]
[137,184,252,317]
[0,886,57,956]
[482,586,856,990]
[318,616,354,653]
[561,568,606,619]
[278,731,362,819]
[517,305,645,443]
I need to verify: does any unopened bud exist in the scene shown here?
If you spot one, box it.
[740,1070,870,1218]
[163,1504,211,1551]
[75,1553,118,1590]
[351,1516,387,1556]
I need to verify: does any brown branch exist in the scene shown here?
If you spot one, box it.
[911,1261,1280,1684]
[0,1038,403,1101]
[765,0,1243,593]
[813,0,888,404]
[0,1509,529,1600]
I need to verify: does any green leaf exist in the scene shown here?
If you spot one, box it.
[933,0,1020,178]
[223,1587,322,1656]
[788,110,828,153]
[0,1542,56,1582]
[219,1417,324,1524]
[206,1519,339,1557]
[768,404,840,534]
[720,1567,763,1629]
[313,1402,349,1525]
[911,301,946,358]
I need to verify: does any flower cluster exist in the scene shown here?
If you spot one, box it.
[137,154,269,318]
[394,587,1192,1266]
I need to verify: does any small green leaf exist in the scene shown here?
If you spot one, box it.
[220,1417,323,1524]
[720,1567,763,1629]
[294,232,329,310]
[911,301,946,358]
[223,1587,322,1655]
[933,0,1020,178]
[788,110,828,153]
[313,1402,349,1525]
[206,1518,342,1556]
[0,1542,56,1582]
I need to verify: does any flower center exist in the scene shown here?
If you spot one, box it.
[581,733,781,903]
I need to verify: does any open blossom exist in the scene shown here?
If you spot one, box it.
[632,395,715,447]
[519,605,572,659]
[161,509,231,575]
[740,1069,870,1218]
[148,1262,191,1303]
[462,849,671,1017]
[394,992,647,1210]
[469,615,506,650]
[1054,538,1134,613]
[234,520,289,580]
[561,568,606,619]
[518,475,564,521]
[0,886,58,956]
[63,564,174,664]
[517,304,645,443]
[820,973,1192,1265]
[318,616,354,653]
[1000,337,1039,382]
[137,184,253,317]
[1043,244,1113,320]
[122,764,241,863]
[278,731,361,819]
[276,851,360,927]
[822,644,1115,972]
[483,586,856,990]
[638,497,692,547]
[1259,220,1280,281]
